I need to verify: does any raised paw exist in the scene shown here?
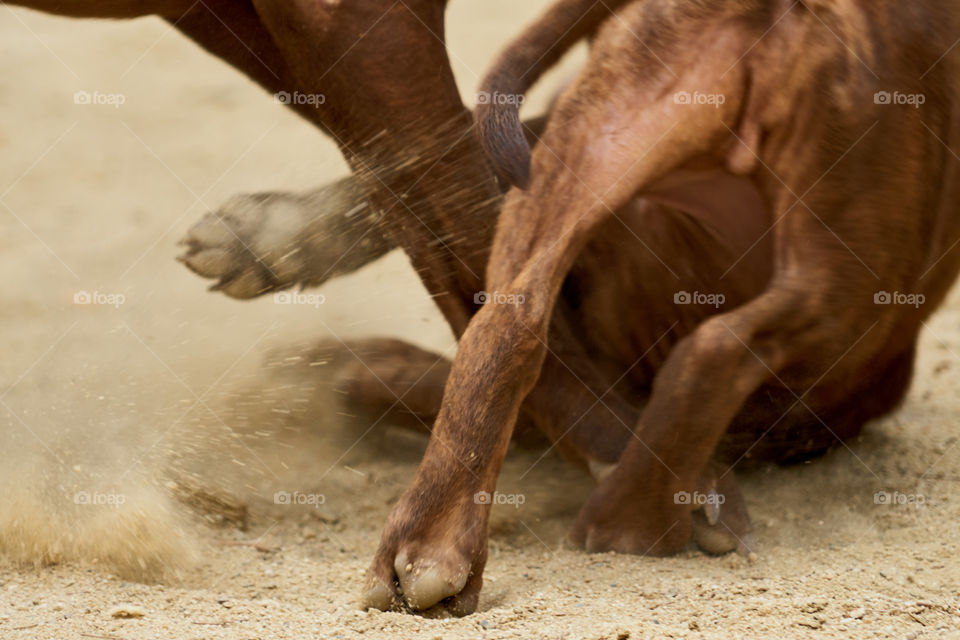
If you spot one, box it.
[179,192,308,299]
[178,178,390,299]
[362,475,490,616]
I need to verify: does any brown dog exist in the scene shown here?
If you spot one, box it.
[13,0,956,617]
[358,0,960,614]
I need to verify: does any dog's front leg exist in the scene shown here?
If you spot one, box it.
[360,294,548,615]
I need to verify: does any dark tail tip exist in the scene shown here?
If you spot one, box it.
[475,101,532,190]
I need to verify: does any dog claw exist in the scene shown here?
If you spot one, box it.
[393,552,470,611]
[737,533,757,558]
[360,581,400,612]
[690,466,753,555]
[180,246,236,278]
[219,270,273,299]
[704,490,721,526]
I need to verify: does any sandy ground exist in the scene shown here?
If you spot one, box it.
[1,2,960,639]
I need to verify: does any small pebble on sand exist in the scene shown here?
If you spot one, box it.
[109,605,146,619]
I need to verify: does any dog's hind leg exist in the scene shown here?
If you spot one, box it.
[568,18,960,557]
[294,335,631,455]
[297,338,453,437]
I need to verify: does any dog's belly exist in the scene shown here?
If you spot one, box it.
[565,164,773,380]
[718,343,917,465]
[564,165,915,463]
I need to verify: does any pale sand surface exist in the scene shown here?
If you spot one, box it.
[1,2,959,638]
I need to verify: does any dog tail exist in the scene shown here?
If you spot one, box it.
[475,0,632,189]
